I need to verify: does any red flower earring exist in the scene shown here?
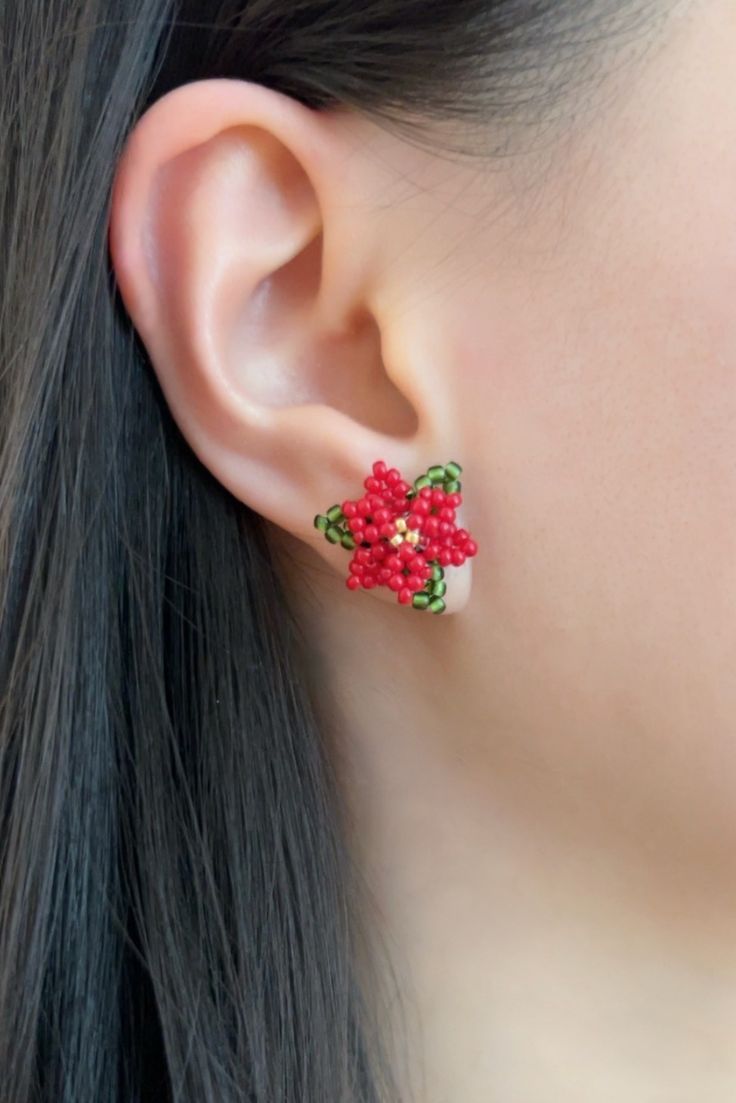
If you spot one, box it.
[314,461,478,613]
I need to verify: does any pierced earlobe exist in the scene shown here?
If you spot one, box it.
[314,461,479,614]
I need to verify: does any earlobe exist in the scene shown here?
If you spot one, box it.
[108,78,424,562]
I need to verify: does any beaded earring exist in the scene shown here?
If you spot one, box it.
[314,461,478,614]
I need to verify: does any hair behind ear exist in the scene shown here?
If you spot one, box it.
[0,3,398,1101]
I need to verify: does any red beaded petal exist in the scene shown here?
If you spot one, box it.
[316,460,477,612]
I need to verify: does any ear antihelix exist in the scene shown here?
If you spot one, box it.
[314,460,478,614]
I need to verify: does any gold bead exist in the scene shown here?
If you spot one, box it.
[406,531,419,545]
[390,534,404,547]
[395,517,407,534]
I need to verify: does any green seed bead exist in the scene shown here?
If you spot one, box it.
[445,461,462,480]
[444,479,461,494]
[427,465,446,483]
[314,514,329,533]
[325,525,342,544]
[429,597,446,614]
[326,504,344,523]
[340,532,356,550]
[430,565,444,582]
[412,593,431,610]
[414,475,432,491]
[430,580,447,598]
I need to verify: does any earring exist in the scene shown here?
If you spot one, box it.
[314,461,478,613]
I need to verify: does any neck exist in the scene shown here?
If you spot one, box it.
[285,540,736,1101]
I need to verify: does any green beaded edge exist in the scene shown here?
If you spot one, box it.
[413,461,462,499]
[315,462,464,614]
[417,565,446,611]
[409,463,462,612]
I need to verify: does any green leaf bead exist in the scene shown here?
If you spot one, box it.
[340,532,356,550]
[326,504,344,523]
[430,580,447,598]
[429,597,446,614]
[445,461,462,480]
[443,479,461,494]
[414,475,432,491]
[427,465,446,483]
[412,593,431,610]
[314,514,329,533]
[325,525,342,544]
[430,565,444,582]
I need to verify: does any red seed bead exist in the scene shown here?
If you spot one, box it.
[423,515,440,538]
[372,460,388,480]
[379,522,396,539]
[386,554,403,572]
[398,587,413,605]
[348,517,365,534]
[364,476,381,492]
[439,507,456,523]
[451,548,466,567]
[346,575,361,591]
[356,548,372,565]
[372,543,388,560]
[422,566,433,580]
[447,493,463,509]
[419,486,433,500]
[438,521,453,538]
[410,553,426,571]
[357,498,371,517]
[362,576,378,589]
[464,539,478,557]
[349,561,364,575]
[373,508,392,525]
[406,574,424,592]
[378,567,393,584]
[364,524,379,543]
[368,494,385,510]
[413,497,431,516]
[394,480,411,497]
[453,528,469,545]
[398,542,415,560]
[407,513,424,531]
[431,489,445,507]
[342,501,358,518]
[438,548,453,567]
[425,543,441,562]
[385,468,401,486]
[388,573,404,592]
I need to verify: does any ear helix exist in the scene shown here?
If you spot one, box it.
[314,460,478,614]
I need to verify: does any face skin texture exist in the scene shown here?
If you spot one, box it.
[109,1,736,1098]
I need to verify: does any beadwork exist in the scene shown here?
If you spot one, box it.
[313,461,478,613]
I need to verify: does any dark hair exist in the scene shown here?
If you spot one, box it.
[0,2,665,1100]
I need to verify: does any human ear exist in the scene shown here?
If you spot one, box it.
[108,78,470,606]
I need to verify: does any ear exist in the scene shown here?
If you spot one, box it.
[108,78,471,607]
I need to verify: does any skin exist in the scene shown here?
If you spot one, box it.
[109,1,736,1097]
